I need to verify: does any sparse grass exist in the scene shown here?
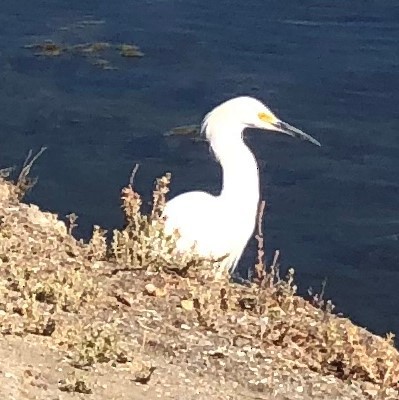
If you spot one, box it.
[59,320,127,368]
[0,147,47,202]
[111,172,216,276]
[0,164,398,399]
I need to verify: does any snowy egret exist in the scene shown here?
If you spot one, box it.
[164,96,320,273]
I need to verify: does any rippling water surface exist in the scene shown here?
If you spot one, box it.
[1,0,398,337]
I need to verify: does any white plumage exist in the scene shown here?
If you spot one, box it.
[164,96,320,273]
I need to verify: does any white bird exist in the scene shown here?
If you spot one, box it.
[164,96,320,273]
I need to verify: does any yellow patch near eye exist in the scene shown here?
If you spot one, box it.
[258,112,277,124]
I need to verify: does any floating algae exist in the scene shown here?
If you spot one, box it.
[24,40,144,70]
[164,125,205,142]
[92,58,118,71]
[72,42,112,54]
[164,124,201,137]
[59,19,106,31]
[118,44,144,58]
[24,41,64,57]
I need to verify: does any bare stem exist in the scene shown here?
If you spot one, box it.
[255,200,266,281]
[17,147,47,186]
[129,164,140,187]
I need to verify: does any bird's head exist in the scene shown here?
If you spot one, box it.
[202,96,320,146]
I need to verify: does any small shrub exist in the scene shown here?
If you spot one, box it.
[59,320,128,368]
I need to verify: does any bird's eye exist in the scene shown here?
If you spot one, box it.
[258,112,276,124]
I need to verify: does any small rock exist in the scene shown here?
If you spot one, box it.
[181,299,194,311]
[144,284,157,296]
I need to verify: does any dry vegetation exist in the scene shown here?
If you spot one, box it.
[0,159,398,399]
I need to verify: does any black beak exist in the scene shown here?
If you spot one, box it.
[272,120,321,146]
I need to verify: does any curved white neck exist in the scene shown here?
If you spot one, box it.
[209,124,260,210]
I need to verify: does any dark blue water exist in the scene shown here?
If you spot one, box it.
[1,1,399,338]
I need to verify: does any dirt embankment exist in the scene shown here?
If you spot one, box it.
[0,173,398,400]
